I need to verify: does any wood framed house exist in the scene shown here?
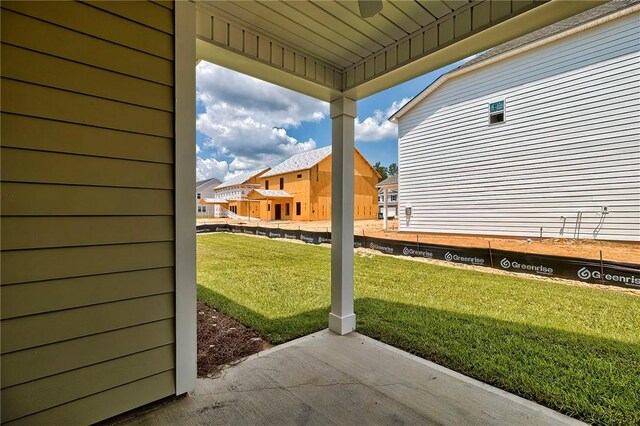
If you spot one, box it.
[390,2,640,241]
[198,168,268,218]
[248,146,379,221]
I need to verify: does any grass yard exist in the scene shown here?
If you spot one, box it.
[197,233,640,425]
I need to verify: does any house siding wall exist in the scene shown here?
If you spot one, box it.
[196,179,221,216]
[1,1,176,424]
[398,12,640,241]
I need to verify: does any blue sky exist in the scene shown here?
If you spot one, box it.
[195,59,467,181]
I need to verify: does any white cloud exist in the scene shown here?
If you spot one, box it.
[195,61,328,179]
[196,156,229,181]
[355,98,410,142]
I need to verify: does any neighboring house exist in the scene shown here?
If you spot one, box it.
[390,2,640,241]
[198,169,269,218]
[247,146,379,221]
[377,175,398,220]
[195,177,221,217]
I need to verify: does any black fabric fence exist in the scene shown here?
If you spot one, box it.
[197,224,640,290]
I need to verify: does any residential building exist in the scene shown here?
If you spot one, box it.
[247,146,379,221]
[390,2,640,241]
[195,177,221,217]
[377,175,398,220]
[198,169,268,218]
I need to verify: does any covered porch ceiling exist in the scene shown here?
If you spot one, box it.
[195,0,606,101]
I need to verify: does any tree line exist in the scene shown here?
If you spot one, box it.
[373,162,397,181]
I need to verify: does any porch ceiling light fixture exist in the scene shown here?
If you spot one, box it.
[358,0,383,18]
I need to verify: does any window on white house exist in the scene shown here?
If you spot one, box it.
[202,206,207,212]
[390,195,397,201]
[197,192,201,199]
[197,206,201,212]
[489,100,505,124]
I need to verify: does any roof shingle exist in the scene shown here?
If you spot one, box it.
[261,146,332,178]
[250,189,293,198]
[196,177,222,189]
[215,168,268,190]
[376,175,398,187]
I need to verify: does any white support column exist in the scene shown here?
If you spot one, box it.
[175,0,197,395]
[329,97,357,335]
[383,187,388,231]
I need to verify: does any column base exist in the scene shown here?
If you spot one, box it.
[328,313,356,335]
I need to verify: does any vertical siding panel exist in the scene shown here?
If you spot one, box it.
[472,1,491,30]
[438,19,454,45]
[455,9,471,39]
[387,46,398,68]
[410,34,423,58]
[244,31,258,57]
[375,53,386,74]
[397,40,410,64]
[212,17,228,45]
[258,37,270,62]
[423,27,438,52]
[283,49,295,71]
[196,10,211,39]
[228,24,243,51]
[271,44,283,67]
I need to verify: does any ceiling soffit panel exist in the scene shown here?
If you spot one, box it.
[343,0,538,91]
[195,1,607,101]
[195,3,344,99]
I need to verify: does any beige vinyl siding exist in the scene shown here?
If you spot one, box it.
[398,12,640,241]
[0,1,176,424]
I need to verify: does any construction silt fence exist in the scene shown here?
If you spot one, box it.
[197,224,640,290]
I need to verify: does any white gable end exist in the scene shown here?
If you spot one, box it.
[397,12,640,241]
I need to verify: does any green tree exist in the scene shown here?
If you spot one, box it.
[388,162,398,176]
[373,162,388,181]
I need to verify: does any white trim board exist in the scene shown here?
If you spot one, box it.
[175,0,197,396]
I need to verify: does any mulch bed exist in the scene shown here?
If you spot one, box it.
[197,301,269,377]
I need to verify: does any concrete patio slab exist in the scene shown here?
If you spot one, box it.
[126,330,583,425]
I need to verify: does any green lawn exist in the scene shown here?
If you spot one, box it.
[197,233,640,425]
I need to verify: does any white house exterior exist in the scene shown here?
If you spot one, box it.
[377,175,398,221]
[378,189,398,217]
[196,177,222,217]
[391,3,640,242]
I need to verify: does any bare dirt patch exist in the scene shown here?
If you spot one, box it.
[197,301,269,377]
[197,218,640,264]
